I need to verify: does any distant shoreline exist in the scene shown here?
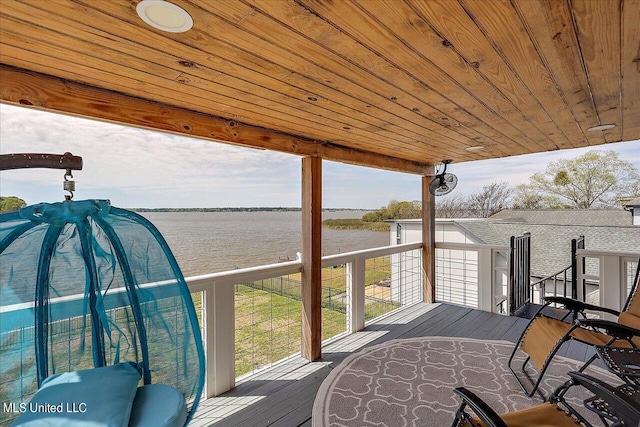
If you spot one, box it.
[322,218,389,231]
[130,208,387,231]
[131,207,369,213]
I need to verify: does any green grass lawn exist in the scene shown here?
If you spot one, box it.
[283,256,391,293]
[234,284,346,377]
[195,256,394,377]
[232,256,394,376]
[322,219,390,231]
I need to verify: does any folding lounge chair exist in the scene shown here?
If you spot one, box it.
[594,345,640,386]
[508,266,640,398]
[451,371,640,427]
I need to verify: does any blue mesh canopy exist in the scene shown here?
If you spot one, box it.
[0,200,204,423]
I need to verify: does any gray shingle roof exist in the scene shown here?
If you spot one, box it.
[489,209,632,226]
[455,221,640,278]
[626,198,640,207]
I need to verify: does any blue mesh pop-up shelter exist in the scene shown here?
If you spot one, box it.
[0,198,205,426]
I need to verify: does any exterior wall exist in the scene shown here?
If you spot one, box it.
[390,220,483,245]
[633,207,640,226]
[389,220,490,308]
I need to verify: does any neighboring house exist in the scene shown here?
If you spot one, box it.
[389,209,640,309]
[626,198,640,226]
[391,209,640,280]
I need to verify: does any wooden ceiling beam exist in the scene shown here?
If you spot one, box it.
[0,65,432,175]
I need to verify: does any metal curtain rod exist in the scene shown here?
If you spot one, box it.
[0,152,83,171]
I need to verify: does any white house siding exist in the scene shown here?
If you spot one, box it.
[389,220,491,309]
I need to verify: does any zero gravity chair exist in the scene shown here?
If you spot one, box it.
[508,261,640,398]
[452,371,640,427]
[0,154,205,427]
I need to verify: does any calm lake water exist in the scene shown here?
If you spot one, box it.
[139,211,390,277]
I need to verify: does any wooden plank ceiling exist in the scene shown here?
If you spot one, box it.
[1,0,638,174]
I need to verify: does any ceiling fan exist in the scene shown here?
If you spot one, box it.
[429,160,458,196]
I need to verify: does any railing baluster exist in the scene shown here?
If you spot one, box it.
[347,257,365,333]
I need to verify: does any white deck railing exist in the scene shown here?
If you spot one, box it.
[575,249,639,319]
[435,242,510,314]
[3,242,635,405]
[185,242,422,398]
[186,240,517,398]
[432,245,638,317]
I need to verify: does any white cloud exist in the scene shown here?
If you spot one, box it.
[0,104,301,207]
[2,104,639,208]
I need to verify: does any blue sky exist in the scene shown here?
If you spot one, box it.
[1,104,639,209]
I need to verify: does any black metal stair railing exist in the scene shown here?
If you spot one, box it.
[530,265,572,300]
[508,232,531,316]
[531,235,585,302]
[508,235,585,318]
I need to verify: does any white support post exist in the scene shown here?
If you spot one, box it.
[477,247,493,313]
[576,253,586,303]
[492,249,509,313]
[347,257,366,333]
[203,282,235,398]
[600,255,623,319]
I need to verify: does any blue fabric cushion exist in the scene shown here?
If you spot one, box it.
[128,384,187,427]
[12,362,141,427]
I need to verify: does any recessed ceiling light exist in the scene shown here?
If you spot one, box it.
[137,0,193,33]
[587,124,616,132]
[465,146,484,152]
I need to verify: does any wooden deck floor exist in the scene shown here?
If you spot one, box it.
[190,302,594,427]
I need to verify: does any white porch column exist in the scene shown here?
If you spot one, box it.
[203,282,235,397]
[600,255,623,319]
[348,256,366,333]
[477,247,494,312]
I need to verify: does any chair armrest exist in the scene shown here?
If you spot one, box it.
[568,372,640,425]
[452,387,507,427]
[577,319,640,340]
[543,296,620,317]
[595,346,640,379]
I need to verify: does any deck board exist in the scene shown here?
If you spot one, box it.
[192,302,598,426]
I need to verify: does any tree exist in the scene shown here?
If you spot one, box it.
[435,195,471,218]
[0,196,27,212]
[467,182,513,217]
[365,181,514,221]
[362,200,422,221]
[511,184,543,209]
[513,150,640,209]
[435,182,514,218]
